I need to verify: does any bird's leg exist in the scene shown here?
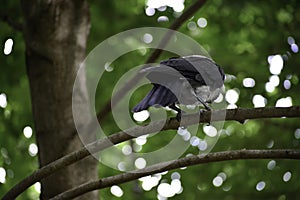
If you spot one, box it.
[169,103,185,121]
[195,97,212,126]
[196,96,211,111]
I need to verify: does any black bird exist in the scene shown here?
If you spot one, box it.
[132,55,225,117]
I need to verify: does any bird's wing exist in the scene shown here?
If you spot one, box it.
[162,55,224,89]
[141,55,224,89]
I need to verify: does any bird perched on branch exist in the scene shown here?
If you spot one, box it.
[132,55,225,119]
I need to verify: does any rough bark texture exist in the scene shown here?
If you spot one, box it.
[20,1,98,199]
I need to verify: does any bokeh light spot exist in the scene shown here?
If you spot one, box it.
[145,7,155,16]
[269,55,283,75]
[243,78,255,88]
[140,175,161,191]
[197,17,207,28]
[291,44,299,53]
[171,172,181,180]
[23,126,33,138]
[110,185,124,197]
[133,110,150,122]
[212,176,223,187]
[135,157,146,169]
[34,182,41,193]
[190,136,200,146]
[0,93,7,108]
[275,97,292,107]
[269,75,280,87]
[187,21,197,31]
[28,143,38,157]
[203,125,217,137]
[4,38,13,55]
[283,171,292,182]
[122,145,132,155]
[157,16,169,22]
[287,36,295,45]
[0,167,6,183]
[283,80,291,90]
[157,183,175,198]
[225,89,239,104]
[198,140,208,151]
[294,129,300,139]
[136,135,148,145]
[146,0,185,13]
[265,82,275,93]
[104,62,114,72]
[267,160,276,170]
[143,33,153,44]
[256,181,266,191]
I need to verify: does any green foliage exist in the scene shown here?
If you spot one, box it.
[1,0,300,199]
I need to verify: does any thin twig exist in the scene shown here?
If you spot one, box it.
[97,0,208,122]
[2,106,300,200]
[50,149,300,199]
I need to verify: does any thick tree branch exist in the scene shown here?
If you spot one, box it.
[50,149,300,200]
[3,106,300,200]
[97,0,208,121]
[0,14,23,32]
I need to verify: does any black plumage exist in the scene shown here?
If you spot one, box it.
[132,55,225,114]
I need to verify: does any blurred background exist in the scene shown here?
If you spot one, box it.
[1,0,300,199]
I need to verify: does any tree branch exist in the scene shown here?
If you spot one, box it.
[97,0,208,122]
[3,106,300,200]
[50,149,300,200]
[0,14,23,32]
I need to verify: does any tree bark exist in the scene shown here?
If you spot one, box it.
[20,1,98,199]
